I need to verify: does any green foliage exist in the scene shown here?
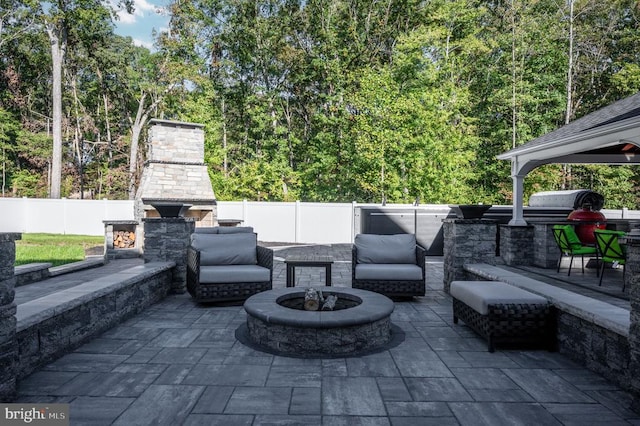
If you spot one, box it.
[1,0,639,209]
[15,233,104,267]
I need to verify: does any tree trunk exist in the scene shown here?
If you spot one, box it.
[128,92,162,199]
[511,0,517,149]
[47,25,65,199]
[222,97,228,177]
[128,93,146,199]
[565,0,575,126]
[562,0,575,190]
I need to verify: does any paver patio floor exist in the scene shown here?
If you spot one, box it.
[15,244,640,425]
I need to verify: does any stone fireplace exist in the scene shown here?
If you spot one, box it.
[135,119,217,226]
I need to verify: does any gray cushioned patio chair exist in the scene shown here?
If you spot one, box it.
[351,233,426,298]
[187,232,273,303]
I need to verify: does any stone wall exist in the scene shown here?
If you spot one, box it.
[0,233,20,400]
[14,263,51,286]
[442,219,498,293]
[557,311,631,390]
[532,223,561,268]
[16,263,173,379]
[626,237,640,410]
[499,224,534,266]
[143,217,195,293]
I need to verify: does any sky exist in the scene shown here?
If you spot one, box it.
[112,0,170,50]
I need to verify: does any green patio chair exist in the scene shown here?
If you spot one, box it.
[594,229,626,290]
[552,224,598,276]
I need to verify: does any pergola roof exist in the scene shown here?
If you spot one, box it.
[497,92,640,176]
[496,91,640,226]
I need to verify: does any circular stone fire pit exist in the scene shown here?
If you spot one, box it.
[239,287,399,357]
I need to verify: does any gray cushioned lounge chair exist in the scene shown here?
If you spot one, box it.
[351,233,426,298]
[187,232,273,303]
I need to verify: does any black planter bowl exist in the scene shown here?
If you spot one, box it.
[449,204,492,219]
[147,201,192,218]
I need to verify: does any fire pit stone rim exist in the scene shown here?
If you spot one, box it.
[244,287,394,328]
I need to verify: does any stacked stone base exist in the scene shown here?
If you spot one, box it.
[247,315,391,356]
[557,313,631,388]
[0,233,20,401]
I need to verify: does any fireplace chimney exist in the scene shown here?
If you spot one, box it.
[135,119,217,226]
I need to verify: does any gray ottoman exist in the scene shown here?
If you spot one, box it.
[451,281,554,352]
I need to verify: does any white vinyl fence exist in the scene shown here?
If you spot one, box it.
[0,198,134,236]
[1,198,639,244]
[0,198,358,243]
[217,201,355,244]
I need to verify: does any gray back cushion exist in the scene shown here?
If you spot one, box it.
[191,233,257,265]
[194,226,254,234]
[218,226,254,234]
[194,227,219,234]
[355,233,416,264]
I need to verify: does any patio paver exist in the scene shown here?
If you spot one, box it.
[13,244,640,425]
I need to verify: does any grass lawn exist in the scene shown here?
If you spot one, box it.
[15,234,103,267]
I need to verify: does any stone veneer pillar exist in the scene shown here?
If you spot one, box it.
[143,218,195,293]
[442,219,498,293]
[499,224,534,266]
[624,236,640,410]
[532,222,561,268]
[0,233,20,401]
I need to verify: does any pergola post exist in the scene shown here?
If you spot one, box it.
[509,169,527,226]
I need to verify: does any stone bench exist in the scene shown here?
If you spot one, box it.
[14,263,52,286]
[48,257,105,277]
[15,261,174,379]
[450,280,554,352]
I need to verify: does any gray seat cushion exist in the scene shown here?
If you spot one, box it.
[191,233,257,265]
[450,281,548,315]
[355,264,423,281]
[199,265,270,284]
[355,234,416,264]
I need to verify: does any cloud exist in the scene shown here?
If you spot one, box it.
[132,38,155,50]
[114,0,161,25]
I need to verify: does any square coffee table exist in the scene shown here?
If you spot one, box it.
[284,256,334,287]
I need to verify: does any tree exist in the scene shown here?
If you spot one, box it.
[34,0,132,198]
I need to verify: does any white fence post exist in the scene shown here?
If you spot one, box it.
[295,200,301,243]
[22,197,28,232]
[242,199,248,225]
[351,201,357,242]
[63,198,68,235]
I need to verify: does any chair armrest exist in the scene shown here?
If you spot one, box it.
[257,245,273,271]
[187,246,200,287]
[416,245,426,278]
[352,245,358,279]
